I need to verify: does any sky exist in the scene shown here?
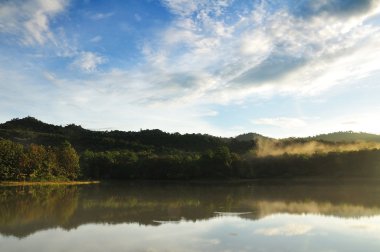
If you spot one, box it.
[1,0,380,138]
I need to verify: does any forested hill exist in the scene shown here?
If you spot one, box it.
[1,117,380,154]
[232,131,380,144]
[234,132,273,142]
[0,117,256,154]
[1,117,380,181]
[307,131,380,143]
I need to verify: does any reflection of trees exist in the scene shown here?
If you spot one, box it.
[0,186,78,237]
[1,181,380,237]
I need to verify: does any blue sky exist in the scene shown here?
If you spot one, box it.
[1,0,380,138]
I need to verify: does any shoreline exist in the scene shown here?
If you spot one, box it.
[0,181,100,186]
[2,177,380,187]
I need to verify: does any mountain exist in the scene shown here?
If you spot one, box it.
[0,116,62,134]
[0,117,254,153]
[2,117,379,155]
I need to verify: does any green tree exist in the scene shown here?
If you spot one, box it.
[23,144,48,180]
[213,146,232,177]
[0,139,23,180]
[57,141,80,180]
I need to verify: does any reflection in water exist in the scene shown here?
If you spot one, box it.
[0,186,79,237]
[1,181,380,251]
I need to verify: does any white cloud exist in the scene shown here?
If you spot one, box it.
[240,30,273,56]
[161,0,203,17]
[252,117,308,129]
[71,52,106,72]
[138,0,380,107]
[2,66,228,136]
[0,0,69,45]
[2,0,380,136]
[52,0,378,134]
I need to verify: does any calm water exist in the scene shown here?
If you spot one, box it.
[1,180,380,252]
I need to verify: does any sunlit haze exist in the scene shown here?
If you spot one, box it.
[1,0,380,138]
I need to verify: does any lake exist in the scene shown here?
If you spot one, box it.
[1,180,380,252]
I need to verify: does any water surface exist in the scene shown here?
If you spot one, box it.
[1,180,380,251]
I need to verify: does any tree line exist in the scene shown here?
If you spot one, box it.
[1,137,380,181]
[80,147,380,180]
[0,139,79,181]
[1,117,380,181]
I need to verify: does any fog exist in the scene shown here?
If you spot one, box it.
[255,139,380,157]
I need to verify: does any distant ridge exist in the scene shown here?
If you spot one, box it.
[308,131,380,143]
[1,117,380,144]
[234,132,273,142]
[0,117,254,153]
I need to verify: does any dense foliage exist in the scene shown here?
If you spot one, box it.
[1,117,380,181]
[0,139,80,181]
[78,148,380,180]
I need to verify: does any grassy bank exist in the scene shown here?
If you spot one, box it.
[0,181,100,186]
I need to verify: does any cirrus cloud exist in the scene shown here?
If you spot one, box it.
[71,52,106,73]
[0,0,69,45]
